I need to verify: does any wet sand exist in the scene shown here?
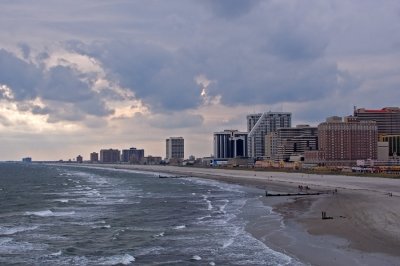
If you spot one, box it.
[78,164,400,265]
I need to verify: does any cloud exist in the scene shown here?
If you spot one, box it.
[134,112,204,129]
[203,0,261,18]
[0,49,41,100]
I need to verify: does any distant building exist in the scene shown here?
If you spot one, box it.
[213,130,248,159]
[266,125,318,161]
[22,157,32,163]
[377,141,389,161]
[100,149,121,163]
[380,135,400,158]
[76,155,83,163]
[247,112,291,158]
[354,107,400,136]
[166,137,184,160]
[143,156,162,165]
[305,116,377,166]
[90,152,99,163]
[121,147,144,163]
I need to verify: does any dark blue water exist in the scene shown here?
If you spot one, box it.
[0,163,300,265]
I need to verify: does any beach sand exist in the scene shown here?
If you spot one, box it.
[78,164,400,265]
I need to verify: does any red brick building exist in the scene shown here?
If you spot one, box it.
[305,116,377,166]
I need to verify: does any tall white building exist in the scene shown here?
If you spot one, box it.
[247,112,291,158]
[166,137,184,160]
[213,130,248,159]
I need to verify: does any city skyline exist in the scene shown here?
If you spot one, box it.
[1,1,400,160]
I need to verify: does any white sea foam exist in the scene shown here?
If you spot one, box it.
[0,237,13,245]
[196,215,212,221]
[173,225,186,230]
[0,225,39,235]
[53,199,69,203]
[0,238,46,254]
[202,195,213,210]
[25,210,75,217]
[99,254,135,265]
[190,255,202,261]
[49,250,62,256]
[153,232,165,238]
[222,238,234,249]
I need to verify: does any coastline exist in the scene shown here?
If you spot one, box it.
[71,164,400,265]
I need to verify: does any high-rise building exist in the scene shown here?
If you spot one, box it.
[266,125,318,161]
[121,147,145,163]
[309,116,377,165]
[100,149,121,163]
[76,155,83,163]
[213,130,248,159]
[247,112,291,158]
[353,107,400,136]
[166,137,184,160]
[90,152,99,162]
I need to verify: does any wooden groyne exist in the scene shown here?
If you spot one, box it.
[158,175,189,179]
[265,191,322,197]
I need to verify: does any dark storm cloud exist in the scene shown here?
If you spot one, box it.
[0,49,115,122]
[0,49,40,100]
[39,66,93,102]
[2,1,400,120]
[66,40,201,112]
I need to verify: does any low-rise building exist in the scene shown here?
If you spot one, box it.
[90,152,99,163]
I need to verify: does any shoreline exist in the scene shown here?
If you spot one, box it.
[67,164,400,265]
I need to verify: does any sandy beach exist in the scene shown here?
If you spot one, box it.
[78,164,400,265]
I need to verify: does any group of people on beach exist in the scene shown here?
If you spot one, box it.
[298,185,310,191]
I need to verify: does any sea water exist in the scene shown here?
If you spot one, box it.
[0,163,301,265]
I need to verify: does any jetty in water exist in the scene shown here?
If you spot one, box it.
[158,175,189,179]
[265,191,322,197]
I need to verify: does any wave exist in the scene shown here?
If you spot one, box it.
[0,225,39,235]
[202,195,213,211]
[25,210,75,217]
[98,254,135,265]
[173,225,186,230]
[53,199,69,203]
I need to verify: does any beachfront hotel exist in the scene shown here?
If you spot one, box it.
[353,107,400,136]
[100,149,121,163]
[166,137,184,160]
[121,147,145,163]
[305,116,378,166]
[247,112,291,158]
[213,130,248,159]
[266,125,318,161]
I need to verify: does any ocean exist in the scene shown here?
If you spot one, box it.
[0,163,301,265]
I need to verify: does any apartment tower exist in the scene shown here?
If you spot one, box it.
[166,137,184,160]
[247,112,291,158]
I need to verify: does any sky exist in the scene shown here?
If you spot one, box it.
[1,0,400,161]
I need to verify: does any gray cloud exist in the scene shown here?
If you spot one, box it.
[0,49,117,123]
[134,112,204,129]
[203,0,261,18]
[40,66,94,102]
[0,49,40,100]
